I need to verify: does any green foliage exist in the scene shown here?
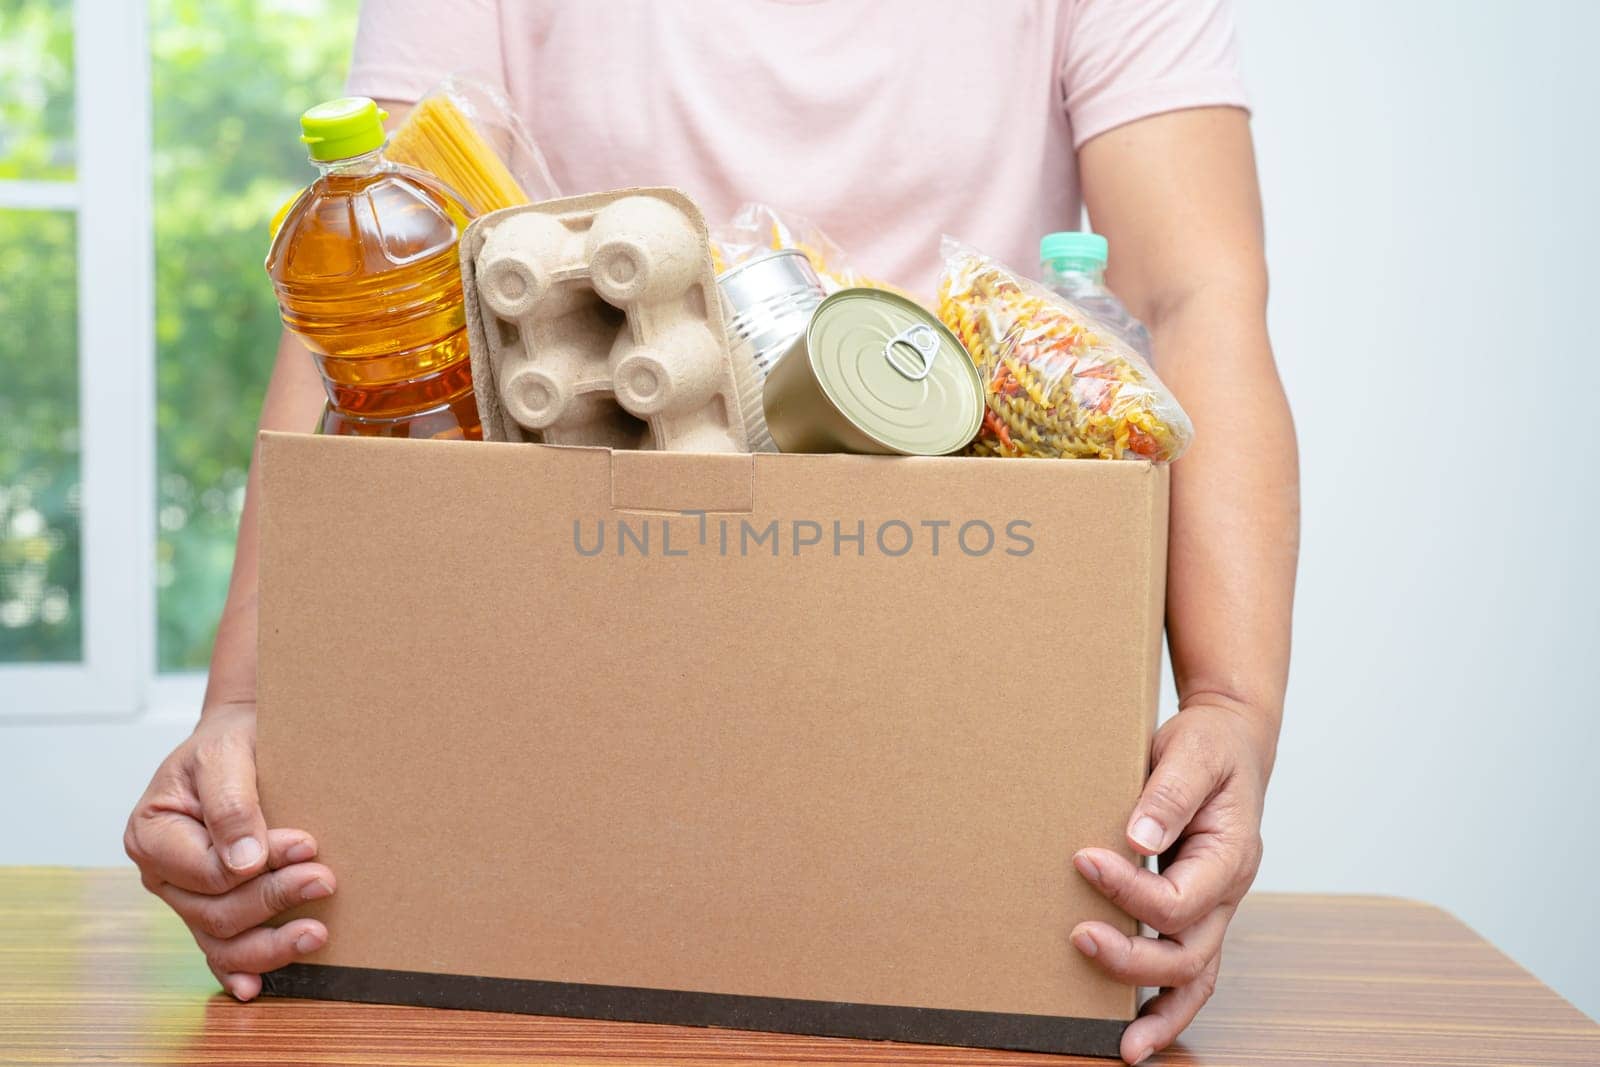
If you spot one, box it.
[152,0,358,670]
[0,0,358,667]
[0,0,78,661]
[0,211,79,660]
[0,0,75,181]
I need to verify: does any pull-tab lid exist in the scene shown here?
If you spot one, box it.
[804,288,983,456]
[300,96,388,162]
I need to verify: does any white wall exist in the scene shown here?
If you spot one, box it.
[1,0,1595,1026]
[1229,0,1598,1021]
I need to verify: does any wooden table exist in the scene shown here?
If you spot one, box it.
[1,869,1594,1065]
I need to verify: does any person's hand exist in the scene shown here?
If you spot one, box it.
[1071,701,1273,1064]
[124,701,335,1001]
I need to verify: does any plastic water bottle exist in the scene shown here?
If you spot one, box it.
[1039,231,1153,361]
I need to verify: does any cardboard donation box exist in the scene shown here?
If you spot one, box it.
[256,431,1169,1058]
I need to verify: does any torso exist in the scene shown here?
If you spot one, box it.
[500,0,1080,295]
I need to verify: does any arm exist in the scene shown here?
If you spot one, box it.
[201,330,329,714]
[125,103,414,1002]
[1069,106,1299,1063]
[211,95,416,716]
[209,96,415,722]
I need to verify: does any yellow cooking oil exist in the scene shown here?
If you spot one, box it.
[266,97,481,439]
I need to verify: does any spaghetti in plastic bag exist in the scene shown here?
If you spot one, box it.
[711,202,916,301]
[387,74,560,214]
[937,237,1193,462]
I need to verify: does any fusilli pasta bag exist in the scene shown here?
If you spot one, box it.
[937,237,1193,462]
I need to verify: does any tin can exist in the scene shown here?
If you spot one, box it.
[718,250,827,376]
[762,288,983,456]
[717,250,827,452]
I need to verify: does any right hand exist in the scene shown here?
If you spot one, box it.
[124,701,335,1001]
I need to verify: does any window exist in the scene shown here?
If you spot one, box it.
[152,0,358,670]
[1,2,79,664]
[0,0,357,714]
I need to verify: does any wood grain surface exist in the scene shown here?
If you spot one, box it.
[0,868,1594,1065]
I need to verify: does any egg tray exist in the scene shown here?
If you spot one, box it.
[461,187,760,453]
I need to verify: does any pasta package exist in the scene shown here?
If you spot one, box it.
[387,74,560,215]
[711,202,917,302]
[937,238,1193,462]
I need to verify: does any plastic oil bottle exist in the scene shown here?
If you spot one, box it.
[266,97,482,439]
[1040,231,1154,361]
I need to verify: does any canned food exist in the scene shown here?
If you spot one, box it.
[717,250,826,452]
[718,250,826,367]
[763,288,983,456]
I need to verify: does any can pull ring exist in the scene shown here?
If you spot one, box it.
[884,323,939,382]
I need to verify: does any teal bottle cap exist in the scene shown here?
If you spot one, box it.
[1040,231,1109,268]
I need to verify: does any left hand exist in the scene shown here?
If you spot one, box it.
[1070,701,1273,1064]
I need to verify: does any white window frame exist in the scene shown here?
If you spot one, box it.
[1,1,203,719]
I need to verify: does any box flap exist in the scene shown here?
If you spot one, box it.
[611,450,754,513]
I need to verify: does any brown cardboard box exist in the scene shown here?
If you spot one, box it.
[255,431,1169,1058]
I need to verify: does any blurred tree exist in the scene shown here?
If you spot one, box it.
[0,213,79,661]
[152,0,357,669]
[0,0,74,181]
[0,1,79,661]
[0,0,358,667]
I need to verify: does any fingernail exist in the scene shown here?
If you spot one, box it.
[294,928,326,954]
[285,840,316,864]
[226,836,263,871]
[1130,816,1165,853]
[301,878,334,902]
[1132,1046,1154,1065]
[1073,853,1102,883]
[1071,928,1099,958]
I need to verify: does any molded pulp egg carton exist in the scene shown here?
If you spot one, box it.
[462,188,760,452]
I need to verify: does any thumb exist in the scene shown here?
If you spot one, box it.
[191,723,269,877]
[1127,731,1226,856]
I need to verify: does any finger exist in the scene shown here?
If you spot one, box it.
[1074,844,1234,935]
[1069,907,1230,988]
[268,830,319,869]
[220,973,262,1001]
[156,862,335,940]
[195,917,328,989]
[1119,953,1222,1065]
[129,810,316,895]
[1127,736,1226,856]
[190,729,270,877]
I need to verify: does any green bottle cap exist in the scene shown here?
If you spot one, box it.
[299,96,388,162]
[1040,231,1109,269]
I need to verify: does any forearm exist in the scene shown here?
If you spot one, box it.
[1151,289,1298,775]
[1078,108,1298,775]
[1071,108,1293,1059]
[201,331,326,714]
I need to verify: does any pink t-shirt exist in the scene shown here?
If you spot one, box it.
[348,0,1248,294]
